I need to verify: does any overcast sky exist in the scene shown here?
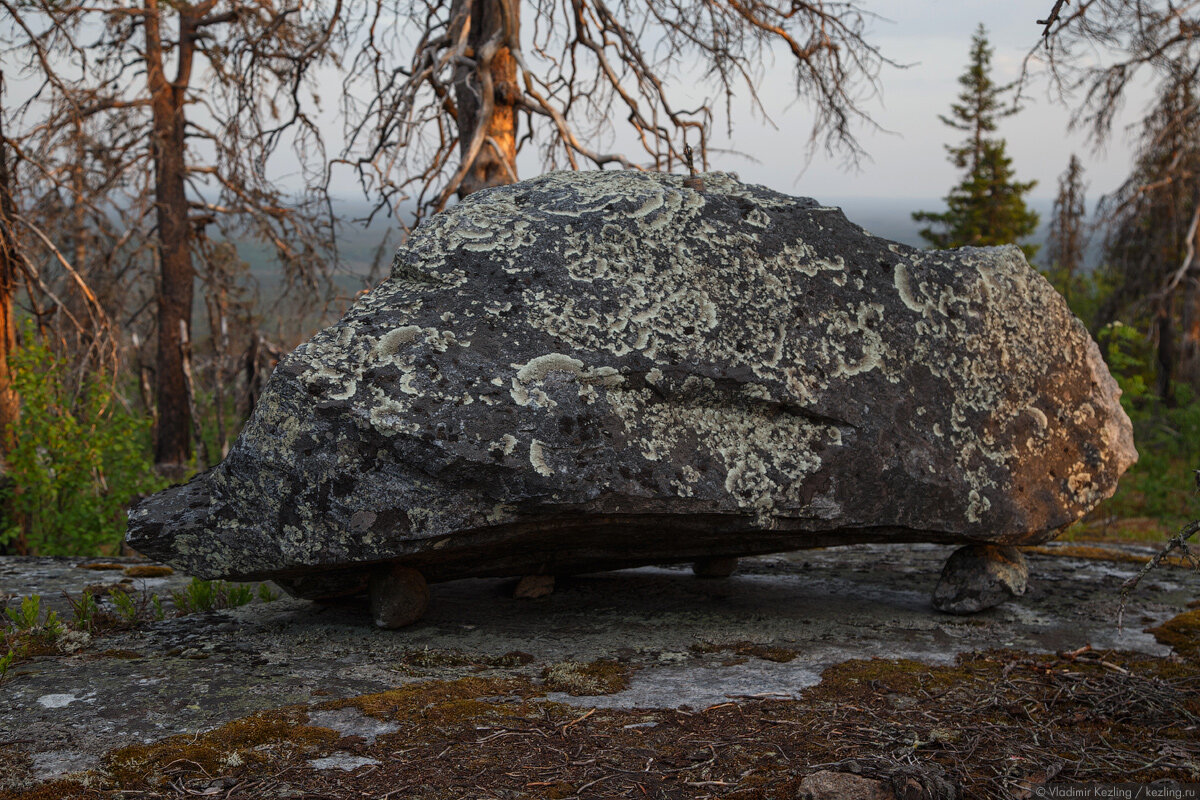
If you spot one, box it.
[4,2,1148,210]
[680,0,1153,205]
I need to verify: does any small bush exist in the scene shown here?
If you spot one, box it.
[66,589,100,632]
[5,594,60,634]
[110,589,140,625]
[0,648,13,684]
[1,326,165,555]
[1093,322,1200,530]
[171,578,256,614]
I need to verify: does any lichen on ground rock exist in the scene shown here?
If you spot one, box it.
[127,170,1136,582]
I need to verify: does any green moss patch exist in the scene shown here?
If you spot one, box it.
[1148,609,1200,660]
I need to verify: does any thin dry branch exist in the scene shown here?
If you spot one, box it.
[339,0,894,225]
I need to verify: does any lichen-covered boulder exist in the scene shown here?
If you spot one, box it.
[127,170,1136,588]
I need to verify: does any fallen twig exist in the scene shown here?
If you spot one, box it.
[1118,518,1200,629]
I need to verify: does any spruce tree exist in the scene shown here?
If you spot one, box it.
[1100,67,1200,399]
[1044,154,1088,303]
[913,25,1039,259]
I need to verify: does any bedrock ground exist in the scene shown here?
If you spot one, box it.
[0,541,1197,797]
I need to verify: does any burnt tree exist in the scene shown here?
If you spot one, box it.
[0,1,343,473]
[341,0,895,220]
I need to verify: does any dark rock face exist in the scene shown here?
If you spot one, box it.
[127,171,1136,584]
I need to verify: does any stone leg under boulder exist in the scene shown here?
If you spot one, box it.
[692,557,739,579]
[369,565,430,629]
[514,575,555,599]
[931,545,1028,614]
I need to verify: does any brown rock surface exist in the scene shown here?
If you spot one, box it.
[798,770,896,800]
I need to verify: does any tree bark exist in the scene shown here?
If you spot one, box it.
[1155,304,1177,406]
[453,0,520,198]
[0,82,25,553]
[1180,276,1200,391]
[147,0,198,474]
[0,92,18,459]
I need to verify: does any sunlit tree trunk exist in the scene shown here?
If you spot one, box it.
[0,88,24,553]
[147,0,198,474]
[453,0,520,197]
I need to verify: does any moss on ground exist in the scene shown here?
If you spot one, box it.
[394,647,535,672]
[320,676,533,720]
[690,640,799,663]
[542,659,631,695]
[102,707,339,787]
[121,565,174,578]
[1148,609,1200,660]
[4,649,1199,800]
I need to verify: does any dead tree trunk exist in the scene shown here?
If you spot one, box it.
[0,82,24,553]
[453,0,520,198]
[1156,304,1177,406]
[147,0,198,474]
[1181,276,1200,390]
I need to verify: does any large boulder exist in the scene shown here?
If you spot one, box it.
[127,171,1136,593]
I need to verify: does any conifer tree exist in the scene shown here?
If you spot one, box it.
[1045,154,1088,302]
[1100,66,1200,399]
[913,25,1039,259]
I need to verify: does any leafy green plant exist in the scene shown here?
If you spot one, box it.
[0,648,13,684]
[66,590,99,633]
[226,583,254,607]
[1099,322,1153,403]
[172,578,255,615]
[5,594,60,634]
[1,325,166,555]
[110,589,140,625]
[1083,320,1200,532]
[257,583,280,603]
[3,594,65,663]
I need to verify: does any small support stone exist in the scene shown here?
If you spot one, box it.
[368,565,430,629]
[692,556,739,579]
[514,574,555,599]
[932,544,1028,614]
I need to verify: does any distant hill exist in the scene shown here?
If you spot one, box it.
[230,195,1070,299]
[822,196,1056,252]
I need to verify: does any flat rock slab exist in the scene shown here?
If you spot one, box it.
[0,544,1193,783]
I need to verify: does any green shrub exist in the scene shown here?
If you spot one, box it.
[0,648,13,685]
[5,594,60,634]
[171,578,255,615]
[1089,321,1200,531]
[67,590,100,632]
[1,326,165,555]
[110,589,140,625]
